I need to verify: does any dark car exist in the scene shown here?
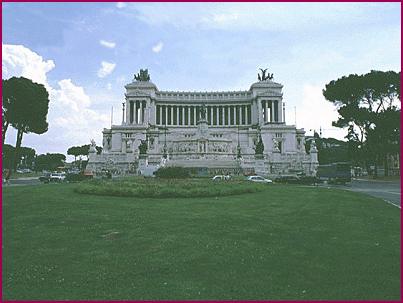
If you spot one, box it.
[66,170,94,182]
[275,175,300,184]
[38,172,51,183]
[299,176,320,185]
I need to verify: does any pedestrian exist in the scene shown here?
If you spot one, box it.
[4,168,11,185]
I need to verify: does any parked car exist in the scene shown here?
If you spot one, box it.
[65,169,95,182]
[246,175,273,183]
[275,175,300,184]
[39,172,51,183]
[299,176,320,185]
[50,172,66,182]
[212,175,231,181]
[317,162,351,184]
[82,170,94,179]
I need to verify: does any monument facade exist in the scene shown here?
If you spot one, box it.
[87,69,318,177]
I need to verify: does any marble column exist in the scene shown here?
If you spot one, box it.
[129,101,133,124]
[188,106,191,125]
[182,106,185,125]
[274,100,279,122]
[270,101,274,123]
[216,106,219,126]
[135,102,138,124]
[176,106,180,125]
[221,106,225,126]
[209,106,214,125]
[165,105,168,126]
[257,100,262,125]
[140,101,144,124]
[193,106,196,125]
[171,105,175,125]
[240,105,244,125]
[160,105,163,125]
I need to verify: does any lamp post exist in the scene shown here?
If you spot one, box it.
[122,102,125,124]
[237,125,242,159]
[161,122,168,159]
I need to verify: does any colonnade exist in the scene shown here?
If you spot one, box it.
[155,104,252,126]
[127,100,281,125]
[128,100,146,124]
[262,100,279,123]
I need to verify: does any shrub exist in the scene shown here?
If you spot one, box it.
[154,166,190,179]
[74,177,267,199]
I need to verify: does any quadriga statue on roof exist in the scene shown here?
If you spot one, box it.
[134,69,151,81]
[258,68,274,81]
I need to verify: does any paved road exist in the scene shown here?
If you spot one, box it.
[323,179,401,208]
[2,177,41,187]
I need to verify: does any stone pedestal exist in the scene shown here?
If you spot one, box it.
[255,159,268,176]
[138,154,148,174]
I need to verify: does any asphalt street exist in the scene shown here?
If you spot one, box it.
[3,177,41,187]
[323,178,401,208]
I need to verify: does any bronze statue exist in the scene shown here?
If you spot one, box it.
[134,69,151,81]
[200,103,207,120]
[138,140,148,154]
[258,68,274,81]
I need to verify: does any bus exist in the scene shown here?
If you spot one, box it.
[317,162,351,184]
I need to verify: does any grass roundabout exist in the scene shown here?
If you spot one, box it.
[3,181,400,300]
[75,177,267,198]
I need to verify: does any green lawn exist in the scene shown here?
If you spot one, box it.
[2,183,400,300]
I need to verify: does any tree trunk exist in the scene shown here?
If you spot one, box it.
[14,129,24,172]
[384,154,389,177]
[373,155,378,179]
[2,121,9,145]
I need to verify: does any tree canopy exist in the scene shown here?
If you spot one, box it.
[323,70,400,174]
[2,77,50,170]
[34,153,66,172]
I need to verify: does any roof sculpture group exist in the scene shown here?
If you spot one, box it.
[258,68,274,81]
[134,68,273,83]
[134,69,151,81]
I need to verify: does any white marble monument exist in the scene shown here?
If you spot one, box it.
[87,69,318,177]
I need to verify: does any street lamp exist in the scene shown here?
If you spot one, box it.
[161,122,168,159]
[237,125,242,159]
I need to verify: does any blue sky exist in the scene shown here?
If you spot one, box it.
[2,2,401,158]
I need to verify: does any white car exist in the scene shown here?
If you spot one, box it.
[246,175,273,183]
[212,175,231,181]
[50,172,66,182]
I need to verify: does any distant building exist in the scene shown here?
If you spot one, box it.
[88,69,318,176]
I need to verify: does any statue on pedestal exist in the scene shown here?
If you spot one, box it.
[89,139,97,153]
[200,103,207,120]
[138,140,148,155]
[272,139,280,152]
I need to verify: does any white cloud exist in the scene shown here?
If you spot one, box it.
[127,2,393,32]
[296,84,345,139]
[116,2,127,9]
[2,44,55,88]
[152,41,164,53]
[51,80,109,145]
[2,44,109,155]
[97,61,116,78]
[100,39,116,49]
[106,83,112,90]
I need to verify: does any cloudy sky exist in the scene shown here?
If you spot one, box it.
[2,2,401,158]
